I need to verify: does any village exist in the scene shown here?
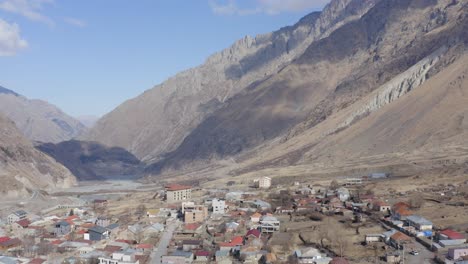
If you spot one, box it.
[0,174,467,264]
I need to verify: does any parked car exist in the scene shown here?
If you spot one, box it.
[410,250,419,256]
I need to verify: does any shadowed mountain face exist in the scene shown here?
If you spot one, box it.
[144,0,468,174]
[86,0,378,162]
[37,140,143,181]
[0,87,87,143]
[0,114,76,199]
[86,0,467,178]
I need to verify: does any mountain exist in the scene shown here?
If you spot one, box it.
[37,140,143,181]
[86,0,378,162]
[90,0,468,178]
[0,87,87,143]
[0,114,76,199]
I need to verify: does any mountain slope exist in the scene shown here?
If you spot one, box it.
[86,0,377,162]
[0,87,87,143]
[37,140,143,181]
[145,0,467,173]
[0,114,76,199]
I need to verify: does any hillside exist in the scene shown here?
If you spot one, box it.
[37,140,143,181]
[86,0,377,162]
[0,86,87,143]
[145,0,468,174]
[0,114,76,199]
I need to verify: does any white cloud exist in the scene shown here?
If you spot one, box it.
[64,17,86,28]
[210,0,330,16]
[0,0,54,26]
[0,18,27,56]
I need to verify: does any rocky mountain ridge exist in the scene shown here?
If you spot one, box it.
[0,87,87,143]
[86,0,377,162]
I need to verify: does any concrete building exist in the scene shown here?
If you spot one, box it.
[7,210,27,224]
[254,177,272,189]
[165,184,192,203]
[448,247,468,261]
[260,216,280,233]
[54,221,71,237]
[183,203,208,224]
[212,198,226,214]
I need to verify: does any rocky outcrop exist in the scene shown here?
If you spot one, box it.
[0,114,76,199]
[86,0,377,162]
[0,88,87,143]
[331,46,449,135]
[37,140,143,181]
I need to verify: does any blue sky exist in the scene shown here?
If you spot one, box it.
[0,0,329,117]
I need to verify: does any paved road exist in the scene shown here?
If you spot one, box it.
[404,240,436,264]
[150,220,178,264]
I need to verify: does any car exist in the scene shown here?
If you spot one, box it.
[410,250,419,255]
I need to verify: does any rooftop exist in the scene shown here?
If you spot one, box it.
[165,184,191,191]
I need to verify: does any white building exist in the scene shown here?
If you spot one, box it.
[254,177,272,189]
[212,198,226,214]
[337,187,350,202]
[7,210,27,224]
[260,216,280,233]
[165,184,192,203]
[99,250,139,264]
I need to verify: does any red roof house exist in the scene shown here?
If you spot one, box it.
[440,229,465,240]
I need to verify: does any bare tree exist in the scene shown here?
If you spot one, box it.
[318,217,332,248]
[330,180,339,191]
[135,204,147,220]
[409,194,425,209]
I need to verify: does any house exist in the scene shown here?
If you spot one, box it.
[54,221,71,237]
[146,209,159,218]
[146,223,165,233]
[406,215,433,231]
[219,236,244,251]
[250,213,262,223]
[0,238,22,250]
[99,250,139,264]
[212,198,226,214]
[245,229,261,240]
[439,229,465,241]
[365,234,382,243]
[389,232,412,249]
[260,216,280,233]
[253,177,272,189]
[7,210,27,224]
[13,219,30,230]
[194,251,210,262]
[184,207,208,224]
[369,173,389,179]
[88,226,110,241]
[162,250,194,264]
[448,247,468,261]
[252,200,272,211]
[96,217,111,227]
[373,201,391,212]
[165,184,192,203]
[225,222,240,233]
[135,243,152,253]
[294,247,332,264]
[182,240,202,251]
[337,187,350,202]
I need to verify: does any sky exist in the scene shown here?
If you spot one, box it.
[0,0,330,118]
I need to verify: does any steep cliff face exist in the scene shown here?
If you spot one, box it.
[0,114,76,199]
[86,0,377,162]
[145,0,467,174]
[0,88,87,143]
